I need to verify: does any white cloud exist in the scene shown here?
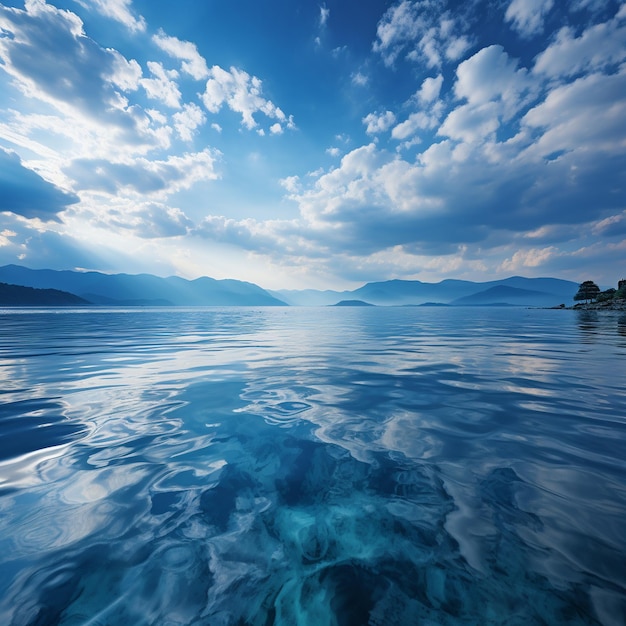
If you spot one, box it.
[392,112,433,141]
[140,61,182,109]
[533,16,626,79]
[269,123,283,135]
[173,103,206,141]
[454,45,534,119]
[285,52,626,262]
[0,2,169,157]
[74,0,145,32]
[363,110,396,134]
[65,148,221,197]
[592,211,626,237]
[352,72,368,86]
[373,0,422,66]
[500,246,559,272]
[373,0,470,68]
[418,75,443,103]
[113,203,194,239]
[193,214,298,255]
[319,5,330,26]
[522,66,626,159]
[505,0,554,38]
[326,147,341,157]
[279,176,300,193]
[153,30,210,80]
[107,50,142,91]
[570,0,609,11]
[201,66,289,130]
[445,35,472,61]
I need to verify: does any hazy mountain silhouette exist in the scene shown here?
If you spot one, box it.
[0,265,286,306]
[0,265,579,307]
[451,285,559,306]
[274,276,578,306]
[0,282,90,306]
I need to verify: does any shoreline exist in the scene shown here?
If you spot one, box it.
[558,300,626,311]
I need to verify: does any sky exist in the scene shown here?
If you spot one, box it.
[0,0,624,290]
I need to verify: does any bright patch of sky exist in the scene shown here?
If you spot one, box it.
[0,0,624,289]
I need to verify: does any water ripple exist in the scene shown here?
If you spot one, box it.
[0,307,624,625]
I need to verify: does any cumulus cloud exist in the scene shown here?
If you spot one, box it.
[201,66,289,130]
[454,45,535,119]
[392,111,433,141]
[107,50,142,91]
[439,102,500,143]
[140,62,182,109]
[0,149,79,220]
[286,55,626,259]
[153,30,210,80]
[505,0,554,38]
[417,75,443,103]
[363,111,396,134]
[173,103,206,141]
[373,0,471,68]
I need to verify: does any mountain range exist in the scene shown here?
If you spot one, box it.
[0,265,579,307]
[0,265,286,306]
[272,276,578,307]
[0,282,90,306]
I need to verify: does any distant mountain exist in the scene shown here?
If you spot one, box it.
[0,282,90,306]
[276,276,578,307]
[0,266,580,307]
[0,265,286,306]
[451,285,561,306]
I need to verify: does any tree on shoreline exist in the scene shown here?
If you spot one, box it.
[574,281,601,304]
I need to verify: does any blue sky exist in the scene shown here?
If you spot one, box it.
[0,0,624,289]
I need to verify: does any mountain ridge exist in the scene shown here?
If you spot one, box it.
[274,275,578,307]
[0,265,580,307]
[0,265,286,306]
[0,281,90,306]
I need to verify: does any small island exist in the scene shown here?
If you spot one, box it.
[332,300,375,307]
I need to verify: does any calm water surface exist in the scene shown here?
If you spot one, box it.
[0,307,625,625]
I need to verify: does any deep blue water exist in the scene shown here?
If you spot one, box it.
[0,306,625,625]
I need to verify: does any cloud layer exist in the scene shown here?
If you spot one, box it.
[0,0,624,288]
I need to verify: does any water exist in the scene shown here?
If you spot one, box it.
[0,306,625,626]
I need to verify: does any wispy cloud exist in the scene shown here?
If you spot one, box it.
[505,0,554,38]
[74,0,146,32]
[153,30,210,80]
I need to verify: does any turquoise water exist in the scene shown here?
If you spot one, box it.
[0,307,625,625]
